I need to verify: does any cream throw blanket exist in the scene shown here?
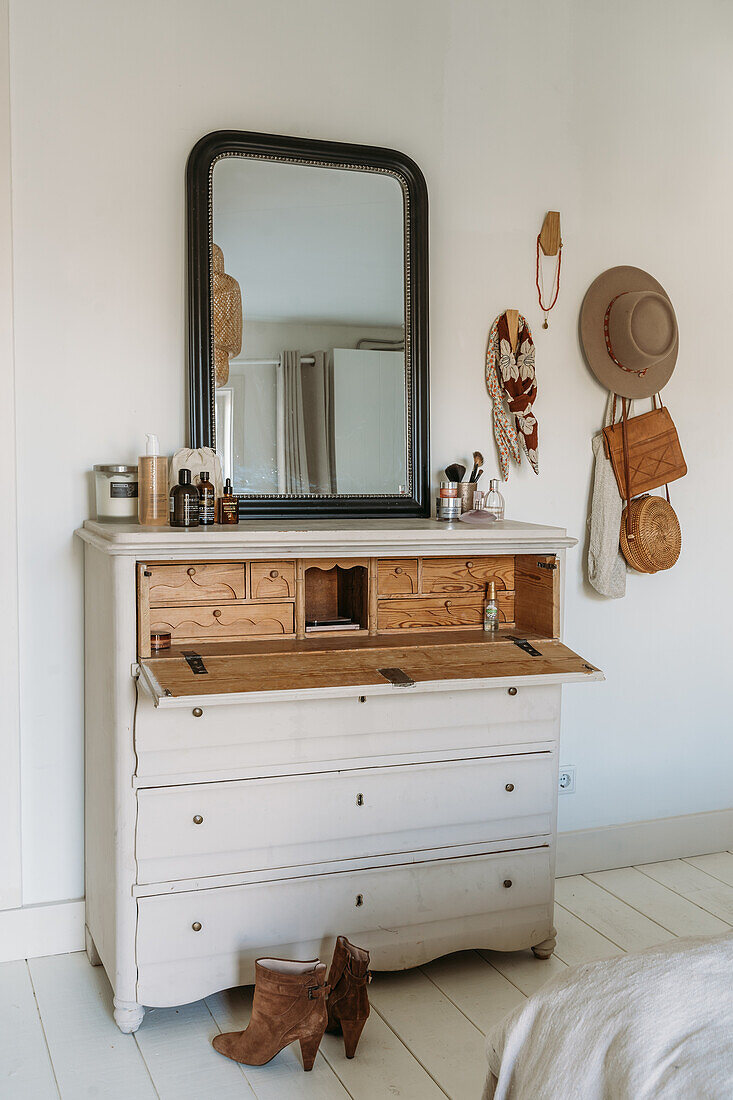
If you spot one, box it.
[484,933,733,1100]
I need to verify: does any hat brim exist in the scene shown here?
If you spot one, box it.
[580,266,678,399]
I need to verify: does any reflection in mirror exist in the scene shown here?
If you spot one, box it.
[212,157,406,497]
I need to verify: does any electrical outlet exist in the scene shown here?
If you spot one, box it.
[558,765,576,794]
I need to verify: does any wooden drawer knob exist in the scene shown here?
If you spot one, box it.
[507,687,518,696]
[193,814,204,825]
[192,922,202,931]
[356,793,364,806]
[503,880,513,889]
[192,707,203,718]
[395,567,403,575]
[187,567,196,576]
[505,783,515,792]
[213,609,222,618]
[269,569,279,578]
[466,560,474,568]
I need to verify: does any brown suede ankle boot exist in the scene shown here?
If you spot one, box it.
[326,936,371,1058]
[212,958,329,1071]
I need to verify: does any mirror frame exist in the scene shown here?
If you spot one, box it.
[186,129,430,518]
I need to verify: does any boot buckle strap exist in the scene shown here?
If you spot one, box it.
[307,982,330,1000]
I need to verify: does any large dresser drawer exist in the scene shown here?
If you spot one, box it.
[147,563,246,606]
[136,846,553,1006]
[134,684,562,783]
[135,752,554,883]
[149,602,294,642]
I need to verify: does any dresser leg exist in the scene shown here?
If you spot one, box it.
[114,998,145,1034]
[85,925,102,967]
[531,926,557,960]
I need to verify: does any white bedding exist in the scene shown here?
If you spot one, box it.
[484,933,733,1100]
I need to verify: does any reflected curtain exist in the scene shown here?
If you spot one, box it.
[282,350,335,494]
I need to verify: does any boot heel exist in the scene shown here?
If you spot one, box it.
[299,1033,323,1071]
[341,1017,367,1059]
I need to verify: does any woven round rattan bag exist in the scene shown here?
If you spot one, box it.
[620,494,681,573]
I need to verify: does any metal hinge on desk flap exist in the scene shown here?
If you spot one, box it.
[377,667,415,687]
[182,651,209,675]
[537,561,558,570]
[509,637,542,657]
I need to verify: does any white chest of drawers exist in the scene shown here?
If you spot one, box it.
[77,518,602,1033]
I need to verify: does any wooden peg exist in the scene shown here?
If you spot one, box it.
[539,211,561,256]
[505,309,519,353]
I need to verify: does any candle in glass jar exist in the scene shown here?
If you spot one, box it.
[93,464,139,521]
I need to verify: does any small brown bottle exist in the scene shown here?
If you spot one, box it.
[170,468,200,527]
[219,477,239,525]
[198,471,215,526]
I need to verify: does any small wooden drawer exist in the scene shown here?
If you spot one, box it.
[147,563,246,607]
[378,595,484,631]
[250,561,296,600]
[135,752,554,883]
[421,556,514,595]
[150,602,294,643]
[377,558,419,595]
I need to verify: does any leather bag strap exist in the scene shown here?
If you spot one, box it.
[621,398,633,538]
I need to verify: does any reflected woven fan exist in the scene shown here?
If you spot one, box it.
[212,244,242,387]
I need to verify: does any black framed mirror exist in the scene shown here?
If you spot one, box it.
[187,130,429,518]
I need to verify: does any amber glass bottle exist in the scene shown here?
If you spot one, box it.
[198,471,215,526]
[219,477,239,525]
[170,468,200,527]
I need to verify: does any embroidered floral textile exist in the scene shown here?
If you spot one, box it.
[485,312,539,478]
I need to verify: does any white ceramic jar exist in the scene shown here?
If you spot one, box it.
[94,464,139,521]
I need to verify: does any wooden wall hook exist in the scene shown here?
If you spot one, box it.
[505,309,519,353]
[539,211,561,256]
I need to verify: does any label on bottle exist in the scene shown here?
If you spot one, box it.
[110,481,138,498]
[220,500,238,524]
[200,500,215,524]
[484,604,499,631]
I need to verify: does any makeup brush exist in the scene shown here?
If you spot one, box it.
[469,451,484,483]
[445,462,466,483]
[474,468,483,487]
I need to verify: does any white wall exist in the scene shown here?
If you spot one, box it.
[8,0,733,907]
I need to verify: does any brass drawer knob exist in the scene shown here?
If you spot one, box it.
[193,814,204,825]
[395,567,403,575]
[192,707,203,718]
[356,793,364,806]
[187,567,196,576]
[269,569,279,578]
[213,609,222,618]
[508,687,518,696]
[355,894,364,907]
[503,879,513,889]
[505,783,515,792]
[192,921,202,931]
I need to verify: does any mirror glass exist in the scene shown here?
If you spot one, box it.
[212,157,407,497]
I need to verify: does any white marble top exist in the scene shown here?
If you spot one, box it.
[77,517,576,557]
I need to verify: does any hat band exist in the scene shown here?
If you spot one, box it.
[603,294,649,377]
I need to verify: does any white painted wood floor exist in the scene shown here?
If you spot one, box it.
[4,852,733,1100]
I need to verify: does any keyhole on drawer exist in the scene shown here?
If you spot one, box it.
[355,894,364,907]
[505,783,515,793]
[503,880,513,889]
[187,567,196,576]
[213,609,222,618]
[358,696,366,704]
[356,793,364,807]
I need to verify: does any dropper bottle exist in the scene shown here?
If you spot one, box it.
[138,434,169,526]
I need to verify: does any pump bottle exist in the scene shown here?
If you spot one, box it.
[138,434,168,526]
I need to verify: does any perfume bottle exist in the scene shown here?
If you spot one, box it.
[483,580,499,633]
[170,468,200,527]
[485,478,505,521]
[198,471,215,526]
[219,477,239,525]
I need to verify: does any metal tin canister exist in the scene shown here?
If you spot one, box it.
[436,496,461,521]
[439,480,459,498]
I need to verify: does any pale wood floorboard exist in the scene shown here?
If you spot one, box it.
[637,859,733,924]
[12,852,733,1100]
[28,953,157,1099]
[0,960,59,1099]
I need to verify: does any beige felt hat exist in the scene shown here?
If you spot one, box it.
[580,266,678,399]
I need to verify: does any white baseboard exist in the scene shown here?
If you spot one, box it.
[0,899,85,963]
[557,807,733,878]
